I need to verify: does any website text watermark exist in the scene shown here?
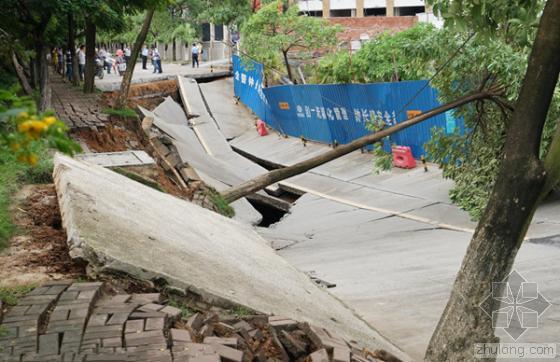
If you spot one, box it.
[474,343,557,359]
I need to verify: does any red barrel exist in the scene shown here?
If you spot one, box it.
[392,146,416,169]
[256,119,268,136]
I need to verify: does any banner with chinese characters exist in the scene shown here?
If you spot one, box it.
[232,55,270,123]
[232,55,462,158]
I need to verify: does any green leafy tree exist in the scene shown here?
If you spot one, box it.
[197,0,276,27]
[0,86,80,164]
[313,23,437,84]
[241,2,341,82]
[198,0,253,26]
[1,1,64,110]
[422,0,560,360]
[313,20,560,221]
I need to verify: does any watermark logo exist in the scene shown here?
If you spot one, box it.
[474,343,557,359]
[480,270,551,340]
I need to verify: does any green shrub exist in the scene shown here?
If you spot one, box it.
[208,190,235,218]
[103,107,137,118]
[0,143,53,249]
[0,284,36,306]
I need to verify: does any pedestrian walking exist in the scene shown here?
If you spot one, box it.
[191,43,199,68]
[124,46,131,64]
[152,48,162,74]
[52,48,59,71]
[65,48,73,81]
[115,49,126,76]
[77,45,86,81]
[57,47,64,75]
[141,45,148,69]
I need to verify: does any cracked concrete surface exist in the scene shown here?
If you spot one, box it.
[53,154,411,361]
[198,78,560,360]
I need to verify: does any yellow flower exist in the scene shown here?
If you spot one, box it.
[43,116,57,126]
[10,142,20,151]
[18,121,32,133]
[29,120,48,133]
[27,154,38,166]
[17,154,26,163]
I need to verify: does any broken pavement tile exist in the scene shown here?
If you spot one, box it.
[309,348,330,362]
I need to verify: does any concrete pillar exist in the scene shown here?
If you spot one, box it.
[224,26,231,62]
[356,0,364,17]
[322,0,330,18]
[209,23,215,62]
[386,0,394,16]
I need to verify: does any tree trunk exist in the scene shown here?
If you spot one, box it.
[282,49,293,82]
[12,51,33,95]
[68,12,80,85]
[172,38,177,62]
[115,8,155,108]
[83,18,96,93]
[221,87,501,203]
[29,58,37,88]
[425,1,560,361]
[35,41,50,111]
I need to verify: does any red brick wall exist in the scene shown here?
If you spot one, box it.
[328,16,418,42]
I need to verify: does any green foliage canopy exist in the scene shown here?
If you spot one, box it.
[313,18,559,219]
[241,3,341,78]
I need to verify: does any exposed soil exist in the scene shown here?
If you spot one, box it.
[101,79,179,109]
[0,185,86,287]
[72,121,143,153]
[72,118,192,200]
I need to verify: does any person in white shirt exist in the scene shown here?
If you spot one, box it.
[141,45,149,69]
[152,48,162,74]
[124,46,131,64]
[191,43,199,68]
[77,45,86,81]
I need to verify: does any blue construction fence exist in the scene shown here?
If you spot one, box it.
[233,55,462,158]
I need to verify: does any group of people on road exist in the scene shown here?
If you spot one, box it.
[52,41,206,82]
[141,45,162,73]
[53,44,155,80]
[52,45,87,82]
[96,47,132,77]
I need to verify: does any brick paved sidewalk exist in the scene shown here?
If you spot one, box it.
[0,281,390,362]
[0,281,183,362]
[50,72,109,130]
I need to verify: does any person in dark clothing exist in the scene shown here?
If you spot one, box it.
[152,48,162,74]
[77,45,86,81]
[65,49,73,81]
[191,44,199,68]
[57,48,64,75]
[141,45,148,69]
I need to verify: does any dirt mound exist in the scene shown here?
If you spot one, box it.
[0,185,85,287]
[101,79,179,109]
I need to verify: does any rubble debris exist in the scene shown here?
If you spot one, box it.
[0,281,403,362]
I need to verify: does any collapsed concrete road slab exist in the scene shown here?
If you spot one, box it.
[53,154,410,361]
[138,103,263,225]
[76,150,155,167]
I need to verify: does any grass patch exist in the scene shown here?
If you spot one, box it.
[103,107,137,118]
[0,144,53,250]
[76,276,89,283]
[208,190,235,218]
[231,305,252,317]
[0,284,36,306]
[167,297,193,319]
[113,168,164,192]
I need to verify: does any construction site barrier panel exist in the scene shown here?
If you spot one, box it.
[233,55,463,158]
